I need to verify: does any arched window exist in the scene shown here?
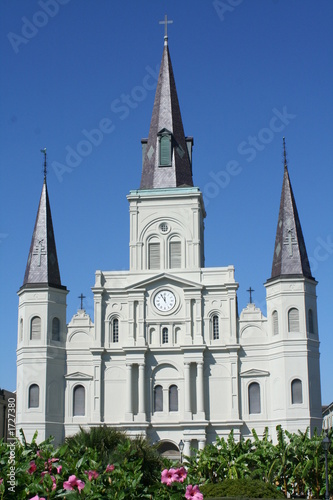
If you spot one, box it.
[308,309,314,334]
[154,385,163,412]
[30,316,41,340]
[52,317,60,341]
[169,239,181,268]
[19,318,23,341]
[169,385,178,412]
[148,241,160,270]
[248,382,261,414]
[28,384,39,408]
[112,318,119,343]
[288,308,299,332]
[160,134,171,166]
[291,379,303,404]
[212,315,219,340]
[272,310,279,335]
[162,327,168,344]
[73,385,85,416]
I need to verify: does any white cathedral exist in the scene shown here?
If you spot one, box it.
[16,33,322,455]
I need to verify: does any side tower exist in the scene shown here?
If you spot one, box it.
[265,139,322,434]
[16,162,68,444]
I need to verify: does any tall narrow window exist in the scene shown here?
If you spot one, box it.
[212,315,219,340]
[148,242,160,270]
[288,308,299,332]
[169,385,178,412]
[29,384,39,408]
[169,240,181,268]
[308,309,314,334]
[112,318,119,343]
[19,318,23,341]
[272,311,279,335]
[73,385,85,416]
[291,379,303,404]
[248,382,261,414]
[162,327,168,344]
[154,385,163,412]
[52,317,60,341]
[30,316,41,340]
[160,134,171,166]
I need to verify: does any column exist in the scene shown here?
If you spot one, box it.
[196,362,205,418]
[138,363,146,421]
[125,363,133,421]
[184,439,191,457]
[198,439,206,451]
[184,362,192,419]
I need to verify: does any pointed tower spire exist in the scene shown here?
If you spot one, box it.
[270,138,313,280]
[140,32,193,189]
[22,152,64,289]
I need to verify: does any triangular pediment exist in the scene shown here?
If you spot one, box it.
[65,371,93,381]
[128,273,203,291]
[240,369,270,378]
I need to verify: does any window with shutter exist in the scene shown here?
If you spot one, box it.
[162,327,168,344]
[169,241,181,268]
[31,316,41,340]
[272,311,279,335]
[29,384,39,408]
[154,385,163,412]
[112,318,119,342]
[288,308,299,332]
[308,309,314,334]
[73,385,85,416]
[160,134,171,166]
[291,379,303,404]
[52,317,60,341]
[212,315,219,340]
[149,242,160,270]
[249,382,261,414]
[169,385,178,412]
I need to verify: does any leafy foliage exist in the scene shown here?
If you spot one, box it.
[201,478,285,498]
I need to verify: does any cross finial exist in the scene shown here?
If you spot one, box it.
[40,148,47,179]
[283,137,288,170]
[247,286,255,304]
[78,293,86,310]
[159,14,173,46]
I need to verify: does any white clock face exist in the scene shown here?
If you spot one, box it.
[154,290,176,312]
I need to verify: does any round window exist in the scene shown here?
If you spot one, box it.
[159,223,169,233]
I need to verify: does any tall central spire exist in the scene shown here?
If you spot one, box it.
[140,36,193,189]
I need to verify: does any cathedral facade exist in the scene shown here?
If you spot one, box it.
[16,35,322,454]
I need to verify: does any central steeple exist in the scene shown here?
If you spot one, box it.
[140,34,194,189]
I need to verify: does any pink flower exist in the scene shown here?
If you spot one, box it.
[28,460,37,474]
[85,470,99,481]
[41,472,57,491]
[63,475,85,492]
[175,466,187,482]
[29,496,45,500]
[0,478,3,485]
[161,468,179,486]
[36,450,42,457]
[185,484,203,500]
[56,465,62,474]
[105,464,115,472]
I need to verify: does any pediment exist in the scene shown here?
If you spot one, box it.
[128,273,202,291]
[65,372,93,381]
[240,369,270,378]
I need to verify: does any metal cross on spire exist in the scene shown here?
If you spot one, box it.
[40,148,47,179]
[247,287,255,304]
[78,293,86,310]
[159,14,173,45]
[283,137,288,169]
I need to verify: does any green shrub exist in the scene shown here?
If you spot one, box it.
[201,478,285,499]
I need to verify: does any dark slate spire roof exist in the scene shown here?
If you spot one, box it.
[271,140,313,280]
[22,179,64,289]
[140,38,193,189]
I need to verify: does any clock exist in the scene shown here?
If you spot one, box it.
[154,290,176,312]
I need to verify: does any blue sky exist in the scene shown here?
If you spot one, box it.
[1,0,332,405]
